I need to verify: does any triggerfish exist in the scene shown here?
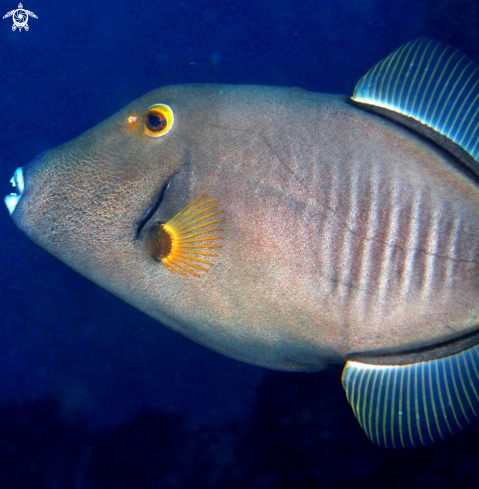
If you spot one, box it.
[6,38,479,449]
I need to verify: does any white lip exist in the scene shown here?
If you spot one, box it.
[5,167,24,215]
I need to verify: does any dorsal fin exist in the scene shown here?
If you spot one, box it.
[352,38,479,178]
[342,343,479,449]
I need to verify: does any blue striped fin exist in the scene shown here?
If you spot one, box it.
[352,38,479,171]
[341,343,479,449]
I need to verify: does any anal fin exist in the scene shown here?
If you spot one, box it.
[342,343,479,449]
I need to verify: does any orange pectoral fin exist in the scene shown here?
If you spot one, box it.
[144,196,224,277]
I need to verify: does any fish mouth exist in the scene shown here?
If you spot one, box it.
[5,167,24,215]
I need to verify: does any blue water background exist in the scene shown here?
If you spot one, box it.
[0,0,478,487]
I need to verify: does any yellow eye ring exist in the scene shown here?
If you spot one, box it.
[143,104,175,137]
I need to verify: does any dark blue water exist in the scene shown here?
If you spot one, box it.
[0,0,478,487]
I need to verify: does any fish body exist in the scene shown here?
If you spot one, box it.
[7,39,479,448]
[13,87,478,370]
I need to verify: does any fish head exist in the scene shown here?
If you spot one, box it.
[6,87,219,312]
[8,86,225,277]
[6,84,306,369]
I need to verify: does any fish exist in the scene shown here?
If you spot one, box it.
[5,38,479,449]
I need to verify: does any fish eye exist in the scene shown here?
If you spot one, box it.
[143,104,174,137]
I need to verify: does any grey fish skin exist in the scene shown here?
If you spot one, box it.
[7,85,479,371]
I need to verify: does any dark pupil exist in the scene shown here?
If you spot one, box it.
[147,112,166,131]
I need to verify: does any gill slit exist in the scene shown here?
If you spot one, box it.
[136,174,176,238]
